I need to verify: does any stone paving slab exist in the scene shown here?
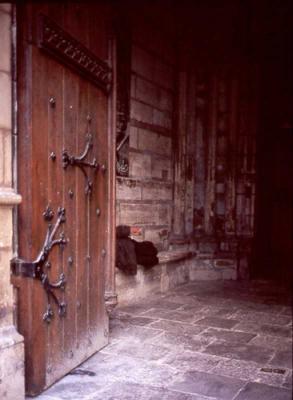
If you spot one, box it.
[148,319,206,335]
[102,338,172,362]
[231,310,292,326]
[203,341,275,364]
[199,327,256,344]
[260,324,292,338]
[194,317,239,329]
[248,334,292,351]
[149,331,213,352]
[141,308,198,322]
[32,375,107,400]
[169,370,245,399]
[270,350,293,369]
[28,280,292,400]
[234,382,292,400]
[198,305,238,318]
[117,314,156,326]
[229,301,286,314]
[232,321,292,338]
[115,324,162,340]
[177,303,209,313]
[211,358,288,387]
[83,352,180,388]
[91,382,213,400]
[147,299,185,310]
[114,303,154,315]
[163,350,222,373]
[164,294,209,305]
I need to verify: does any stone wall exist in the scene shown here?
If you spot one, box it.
[116,20,176,250]
[0,4,24,399]
[115,19,257,278]
[172,60,258,279]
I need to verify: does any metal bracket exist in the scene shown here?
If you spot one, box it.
[62,133,99,195]
[11,206,68,323]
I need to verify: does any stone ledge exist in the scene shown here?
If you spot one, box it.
[116,250,237,305]
[116,250,197,305]
[158,250,195,264]
[0,189,22,205]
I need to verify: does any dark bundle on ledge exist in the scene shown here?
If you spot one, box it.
[134,240,158,269]
[116,225,158,275]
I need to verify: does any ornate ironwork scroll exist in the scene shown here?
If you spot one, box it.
[38,14,112,93]
[62,131,99,196]
[11,206,68,323]
[115,21,131,176]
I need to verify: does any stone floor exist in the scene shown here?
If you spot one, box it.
[30,280,292,400]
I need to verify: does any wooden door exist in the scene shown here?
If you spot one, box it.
[12,3,114,395]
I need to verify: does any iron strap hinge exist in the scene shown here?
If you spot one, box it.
[11,258,42,279]
[10,206,68,323]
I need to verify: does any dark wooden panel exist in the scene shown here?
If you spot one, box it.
[28,44,49,393]
[61,65,79,370]
[15,3,113,395]
[75,78,90,350]
[88,84,108,347]
[46,53,66,385]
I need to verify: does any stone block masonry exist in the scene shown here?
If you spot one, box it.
[116,20,175,251]
[115,13,258,293]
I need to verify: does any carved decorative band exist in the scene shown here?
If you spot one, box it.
[38,14,112,93]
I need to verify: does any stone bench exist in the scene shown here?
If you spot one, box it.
[115,249,195,305]
[115,249,237,305]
